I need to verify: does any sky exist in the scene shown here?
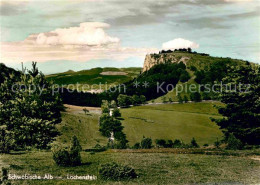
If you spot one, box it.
[0,0,259,74]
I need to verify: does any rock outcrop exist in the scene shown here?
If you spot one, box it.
[142,53,190,72]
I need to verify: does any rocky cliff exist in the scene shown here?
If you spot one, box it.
[142,53,190,72]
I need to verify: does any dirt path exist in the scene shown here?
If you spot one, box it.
[64,104,101,114]
[250,156,260,161]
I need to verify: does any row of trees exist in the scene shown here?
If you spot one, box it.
[99,100,128,149]
[117,94,146,107]
[131,137,199,149]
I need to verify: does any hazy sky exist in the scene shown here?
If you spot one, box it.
[0,0,259,74]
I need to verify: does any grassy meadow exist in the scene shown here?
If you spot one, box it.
[54,102,223,149]
[1,102,259,184]
[121,102,223,146]
[1,150,260,184]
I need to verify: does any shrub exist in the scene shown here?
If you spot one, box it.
[180,71,190,82]
[132,143,140,149]
[226,134,243,150]
[155,139,166,148]
[214,138,221,149]
[190,138,200,148]
[190,65,197,71]
[99,162,137,180]
[166,140,173,148]
[70,135,82,152]
[183,95,189,103]
[141,137,152,149]
[53,136,82,166]
[190,92,201,102]
[173,139,182,148]
[203,144,209,147]
[69,148,81,166]
[53,149,71,166]
[140,95,146,104]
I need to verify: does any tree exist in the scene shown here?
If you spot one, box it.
[112,107,121,118]
[132,95,140,105]
[190,92,201,102]
[70,135,82,152]
[141,137,152,149]
[155,139,166,148]
[214,64,260,145]
[190,138,199,148]
[140,95,146,104]
[173,139,182,148]
[180,71,190,82]
[69,136,82,166]
[101,100,110,114]
[177,94,183,103]
[99,114,127,144]
[0,63,63,149]
[110,100,117,108]
[183,95,189,103]
[117,94,133,107]
[0,126,14,153]
[161,96,167,103]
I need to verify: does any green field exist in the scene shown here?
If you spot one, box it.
[46,67,141,91]
[121,102,223,146]
[53,112,107,149]
[55,102,223,149]
[1,150,260,184]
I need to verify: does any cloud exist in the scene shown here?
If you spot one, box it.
[29,22,120,46]
[0,22,157,64]
[162,38,199,50]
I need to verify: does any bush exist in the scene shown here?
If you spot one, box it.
[166,140,173,148]
[141,137,152,149]
[180,71,190,82]
[226,134,243,150]
[53,136,82,166]
[99,162,137,180]
[190,138,200,148]
[132,142,140,149]
[183,95,189,103]
[173,139,182,148]
[70,135,82,151]
[190,92,201,102]
[214,138,221,149]
[69,148,81,166]
[53,149,71,166]
[155,139,166,148]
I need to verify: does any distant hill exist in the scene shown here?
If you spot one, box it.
[143,51,247,72]
[142,51,251,103]
[46,67,142,91]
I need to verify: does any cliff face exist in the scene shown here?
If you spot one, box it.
[142,53,190,72]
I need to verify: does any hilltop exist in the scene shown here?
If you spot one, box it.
[46,67,141,91]
[143,50,246,72]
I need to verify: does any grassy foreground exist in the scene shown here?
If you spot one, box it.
[1,150,259,184]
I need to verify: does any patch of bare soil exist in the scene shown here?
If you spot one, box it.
[100,71,128,75]
[63,104,101,114]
